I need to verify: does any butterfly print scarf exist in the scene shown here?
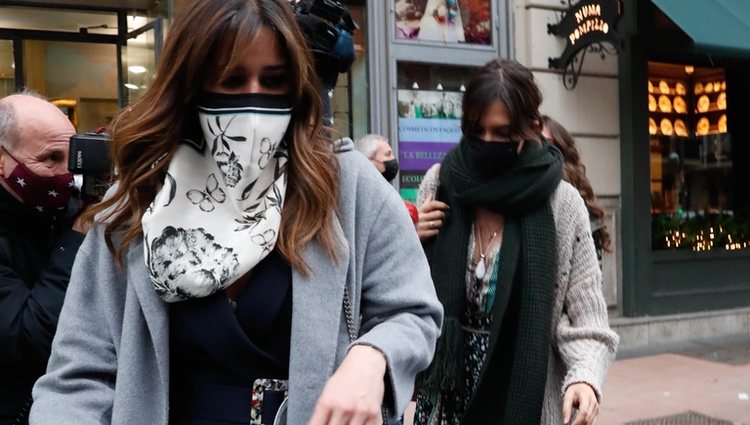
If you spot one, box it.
[142,92,292,302]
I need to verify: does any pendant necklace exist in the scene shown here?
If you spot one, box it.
[474,225,499,281]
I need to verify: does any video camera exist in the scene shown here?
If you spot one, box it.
[67,131,112,204]
[292,0,357,90]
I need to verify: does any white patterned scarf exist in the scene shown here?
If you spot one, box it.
[142,92,292,302]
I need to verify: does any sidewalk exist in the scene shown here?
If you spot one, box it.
[599,335,750,425]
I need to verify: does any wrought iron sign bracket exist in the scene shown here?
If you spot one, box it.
[547,0,624,90]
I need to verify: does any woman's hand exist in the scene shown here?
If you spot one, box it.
[562,383,599,425]
[416,195,449,241]
[308,345,387,425]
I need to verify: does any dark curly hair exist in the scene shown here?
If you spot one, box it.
[542,115,612,253]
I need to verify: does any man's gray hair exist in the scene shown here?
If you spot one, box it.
[354,134,387,159]
[0,101,18,151]
[0,89,46,151]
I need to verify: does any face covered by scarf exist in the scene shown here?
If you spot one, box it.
[142,92,292,302]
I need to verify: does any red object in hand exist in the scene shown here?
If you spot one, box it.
[404,201,419,224]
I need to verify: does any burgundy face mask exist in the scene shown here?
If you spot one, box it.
[2,149,74,214]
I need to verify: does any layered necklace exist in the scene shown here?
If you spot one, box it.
[473,224,501,281]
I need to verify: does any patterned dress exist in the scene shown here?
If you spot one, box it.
[414,225,501,425]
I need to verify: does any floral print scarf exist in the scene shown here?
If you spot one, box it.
[142,92,292,302]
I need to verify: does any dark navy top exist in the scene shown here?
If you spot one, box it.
[169,250,292,425]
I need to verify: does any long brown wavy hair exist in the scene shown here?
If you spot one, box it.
[85,0,339,273]
[542,115,611,252]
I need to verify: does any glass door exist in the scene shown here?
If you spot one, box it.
[0,39,14,97]
[21,39,119,132]
[120,18,162,106]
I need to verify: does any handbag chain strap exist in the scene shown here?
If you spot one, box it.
[342,286,357,342]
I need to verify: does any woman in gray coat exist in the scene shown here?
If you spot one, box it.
[30,1,442,424]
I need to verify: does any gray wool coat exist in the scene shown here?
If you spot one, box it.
[29,142,444,425]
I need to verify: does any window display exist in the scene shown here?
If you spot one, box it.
[396,62,472,201]
[0,40,13,97]
[394,0,491,45]
[648,61,748,252]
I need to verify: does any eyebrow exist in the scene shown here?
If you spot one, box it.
[262,64,289,72]
[215,62,288,77]
[36,146,67,156]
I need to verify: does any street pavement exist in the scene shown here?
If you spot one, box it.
[402,335,750,425]
[599,335,750,425]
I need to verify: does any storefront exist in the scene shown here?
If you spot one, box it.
[386,0,509,201]
[0,0,165,131]
[618,0,750,317]
[515,0,750,333]
[0,1,507,165]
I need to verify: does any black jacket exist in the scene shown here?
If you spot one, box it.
[0,186,84,424]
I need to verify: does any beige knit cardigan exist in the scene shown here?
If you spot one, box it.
[417,164,619,425]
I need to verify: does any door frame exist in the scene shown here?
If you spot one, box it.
[119,17,163,107]
[0,1,162,106]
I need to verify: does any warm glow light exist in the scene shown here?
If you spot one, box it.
[685,65,694,75]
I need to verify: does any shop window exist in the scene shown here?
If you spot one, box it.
[394,0,492,45]
[23,40,118,132]
[0,40,13,98]
[0,6,118,34]
[648,61,748,252]
[122,21,159,104]
[396,62,472,202]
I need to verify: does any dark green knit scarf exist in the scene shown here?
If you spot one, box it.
[419,137,563,424]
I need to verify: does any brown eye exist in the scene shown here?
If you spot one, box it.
[260,73,288,89]
[221,76,245,88]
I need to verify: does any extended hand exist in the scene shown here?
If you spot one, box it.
[416,196,449,241]
[71,202,95,235]
[308,345,387,425]
[72,213,92,235]
[563,382,599,425]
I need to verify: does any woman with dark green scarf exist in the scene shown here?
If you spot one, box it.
[413,59,619,425]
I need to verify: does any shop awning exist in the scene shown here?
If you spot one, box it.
[651,0,750,58]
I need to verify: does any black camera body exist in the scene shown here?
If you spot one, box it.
[300,0,353,27]
[292,0,357,89]
[68,132,112,203]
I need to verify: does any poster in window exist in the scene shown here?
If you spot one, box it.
[395,0,492,45]
[397,89,463,202]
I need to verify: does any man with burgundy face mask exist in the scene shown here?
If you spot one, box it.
[0,93,88,425]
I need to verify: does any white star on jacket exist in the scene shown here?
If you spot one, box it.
[48,190,58,197]
[16,177,25,187]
